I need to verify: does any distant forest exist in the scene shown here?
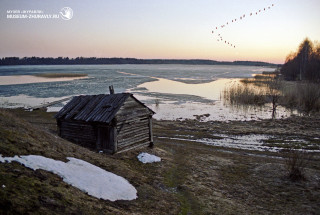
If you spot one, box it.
[0,57,279,67]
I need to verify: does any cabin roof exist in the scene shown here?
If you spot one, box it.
[55,93,154,124]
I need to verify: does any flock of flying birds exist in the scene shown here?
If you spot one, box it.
[211,3,275,48]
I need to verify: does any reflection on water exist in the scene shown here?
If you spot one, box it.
[142,100,295,122]
[0,75,87,86]
[138,78,236,101]
[134,77,297,121]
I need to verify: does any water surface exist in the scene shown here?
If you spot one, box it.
[0,64,292,121]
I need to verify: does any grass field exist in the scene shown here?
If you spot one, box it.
[0,108,320,214]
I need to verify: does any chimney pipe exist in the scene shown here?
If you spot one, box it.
[109,85,114,94]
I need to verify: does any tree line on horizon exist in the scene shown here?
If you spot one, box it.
[281,38,320,82]
[0,57,278,67]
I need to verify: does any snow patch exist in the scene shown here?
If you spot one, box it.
[137,153,161,163]
[0,155,137,201]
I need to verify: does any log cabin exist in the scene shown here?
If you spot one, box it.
[55,92,155,153]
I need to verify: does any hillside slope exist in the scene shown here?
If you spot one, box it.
[0,109,179,215]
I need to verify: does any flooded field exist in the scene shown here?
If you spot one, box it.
[159,134,320,152]
[0,64,295,121]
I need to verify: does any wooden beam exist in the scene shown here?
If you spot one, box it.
[113,126,117,153]
[149,117,154,147]
[117,141,150,154]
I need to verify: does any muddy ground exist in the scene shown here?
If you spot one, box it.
[1,108,320,214]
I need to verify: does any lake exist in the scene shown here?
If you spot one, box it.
[0,64,295,121]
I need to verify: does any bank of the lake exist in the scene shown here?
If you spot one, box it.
[1,108,319,214]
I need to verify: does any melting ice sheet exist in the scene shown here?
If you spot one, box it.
[133,96,295,122]
[0,75,86,86]
[0,155,137,201]
[0,94,71,109]
[133,78,297,121]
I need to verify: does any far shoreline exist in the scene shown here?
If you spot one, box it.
[0,57,281,67]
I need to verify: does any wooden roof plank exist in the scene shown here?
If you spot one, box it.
[54,96,82,119]
[55,93,153,124]
[97,94,126,122]
[87,95,116,122]
[74,94,105,121]
[65,96,92,120]
[103,94,130,123]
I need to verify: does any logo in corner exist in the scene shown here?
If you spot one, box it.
[60,7,73,20]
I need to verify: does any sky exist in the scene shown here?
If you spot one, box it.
[0,0,319,64]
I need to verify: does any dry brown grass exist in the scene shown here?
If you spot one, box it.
[281,82,320,114]
[240,74,276,86]
[154,119,320,215]
[223,82,267,106]
[1,109,320,214]
[225,75,320,116]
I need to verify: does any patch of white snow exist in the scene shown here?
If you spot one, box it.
[0,155,137,201]
[137,153,161,164]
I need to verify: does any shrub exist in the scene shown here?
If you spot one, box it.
[297,83,320,114]
[284,149,312,181]
[155,99,160,107]
[280,83,299,108]
[281,82,320,114]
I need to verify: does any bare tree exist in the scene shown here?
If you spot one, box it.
[266,75,282,119]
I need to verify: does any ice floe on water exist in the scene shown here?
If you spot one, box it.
[0,155,137,201]
[0,75,87,86]
[137,153,161,163]
[0,94,71,110]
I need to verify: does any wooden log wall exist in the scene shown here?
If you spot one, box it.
[115,97,151,122]
[115,97,153,152]
[116,117,150,150]
[59,120,96,149]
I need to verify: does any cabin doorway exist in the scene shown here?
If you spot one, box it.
[97,126,115,153]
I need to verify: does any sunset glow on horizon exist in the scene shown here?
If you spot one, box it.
[1,0,320,64]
